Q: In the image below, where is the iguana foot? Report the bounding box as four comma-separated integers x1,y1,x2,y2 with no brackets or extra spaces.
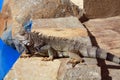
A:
67,58,84,67
41,56,53,61
20,54,32,58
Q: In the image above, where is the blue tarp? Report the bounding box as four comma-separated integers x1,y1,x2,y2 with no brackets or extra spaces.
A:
0,39,20,80
0,0,3,12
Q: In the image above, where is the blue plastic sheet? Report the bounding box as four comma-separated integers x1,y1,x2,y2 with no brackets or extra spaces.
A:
24,20,32,32
0,39,20,80
0,0,3,12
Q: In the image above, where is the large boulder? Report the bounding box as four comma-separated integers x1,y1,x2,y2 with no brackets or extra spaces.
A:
0,0,12,36
84,0,120,18
58,58,120,80
5,17,92,80
5,58,120,80
84,16,120,56
8,0,83,19
32,17,91,46
5,57,61,80
1,0,84,40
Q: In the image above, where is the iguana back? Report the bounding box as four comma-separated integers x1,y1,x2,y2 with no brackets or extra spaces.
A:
24,31,120,66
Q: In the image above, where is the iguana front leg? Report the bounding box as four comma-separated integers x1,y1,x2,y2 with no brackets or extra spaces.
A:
42,47,54,61
37,45,55,61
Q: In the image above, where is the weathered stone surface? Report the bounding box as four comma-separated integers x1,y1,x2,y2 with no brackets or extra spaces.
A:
7,0,83,19
0,16,6,36
32,17,92,46
5,57,120,80
84,0,120,18
59,58,101,80
0,15,12,37
0,0,12,37
84,16,120,56
5,17,92,80
64,65,101,80
58,58,120,80
4,57,61,80
2,0,12,18
2,0,83,40
33,16,83,28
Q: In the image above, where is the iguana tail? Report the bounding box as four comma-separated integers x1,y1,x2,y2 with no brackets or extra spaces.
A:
81,46,120,64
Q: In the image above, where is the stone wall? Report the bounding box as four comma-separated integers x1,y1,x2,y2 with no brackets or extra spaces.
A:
84,0,120,18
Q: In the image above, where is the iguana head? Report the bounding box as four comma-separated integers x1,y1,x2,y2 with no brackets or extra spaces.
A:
24,32,46,52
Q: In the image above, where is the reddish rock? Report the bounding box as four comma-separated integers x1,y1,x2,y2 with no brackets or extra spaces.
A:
84,0,120,18
84,16,120,56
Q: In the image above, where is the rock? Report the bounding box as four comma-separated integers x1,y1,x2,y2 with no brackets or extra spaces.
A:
84,0,120,18
33,16,83,28
1,0,12,19
5,17,92,80
84,16,120,56
8,0,83,19
58,58,120,80
5,57,120,80
0,16,6,36
4,57,61,80
64,65,101,80
0,0,84,37
2,0,83,40
0,0,12,37
32,17,92,46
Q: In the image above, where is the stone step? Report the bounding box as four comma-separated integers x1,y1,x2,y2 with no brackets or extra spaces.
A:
4,57,61,80
32,17,92,46
4,57,120,80
84,16,120,57
58,58,120,80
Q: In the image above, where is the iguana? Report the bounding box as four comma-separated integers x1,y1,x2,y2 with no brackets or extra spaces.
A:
22,31,120,67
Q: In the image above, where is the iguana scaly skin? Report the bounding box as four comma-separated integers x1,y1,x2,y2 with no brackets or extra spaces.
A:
24,31,120,66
